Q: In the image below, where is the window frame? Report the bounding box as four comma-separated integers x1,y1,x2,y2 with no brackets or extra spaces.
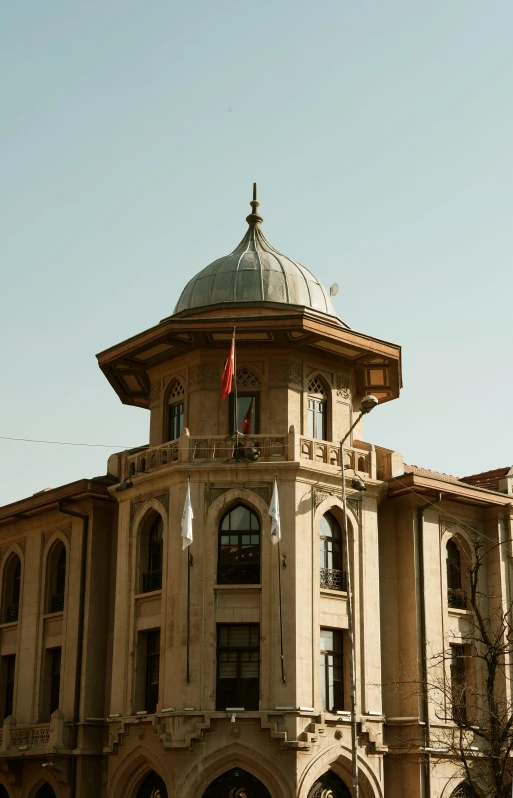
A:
216,623,260,710
450,643,467,723
49,647,62,715
319,513,346,591
217,505,261,585
144,629,160,713
320,628,344,712
168,399,184,442
228,392,260,435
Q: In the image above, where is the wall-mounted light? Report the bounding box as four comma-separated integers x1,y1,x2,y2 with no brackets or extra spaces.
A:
115,479,134,492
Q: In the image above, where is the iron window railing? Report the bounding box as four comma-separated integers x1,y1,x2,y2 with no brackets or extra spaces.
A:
448,588,467,610
320,568,347,592
142,570,163,593
50,593,65,613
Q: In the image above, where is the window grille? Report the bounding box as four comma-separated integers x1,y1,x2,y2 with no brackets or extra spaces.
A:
451,785,471,798
237,368,259,387
169,380,185,400
308,376,327,395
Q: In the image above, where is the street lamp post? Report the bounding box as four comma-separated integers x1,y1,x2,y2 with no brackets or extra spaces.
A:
340,395,379,798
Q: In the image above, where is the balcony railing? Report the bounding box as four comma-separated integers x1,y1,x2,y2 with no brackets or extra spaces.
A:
448,588,467,610
142,570,162,593
320,568,347,592
6,604,19,622
119,431,396,483
50,593,65,613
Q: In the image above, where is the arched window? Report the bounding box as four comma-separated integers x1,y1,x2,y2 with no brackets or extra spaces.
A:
307,772,351,798
46,542,66,614
218,505,260,584
167,379,185,441
137,770,168,798
2,553,21,623
35,785,57,798
203,768,270,798
319,513,346,591
447,539,466,609
140,513,164,593
450,784,471,798
307,375,328,440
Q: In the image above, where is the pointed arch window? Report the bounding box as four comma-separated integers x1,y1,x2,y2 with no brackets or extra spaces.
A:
46,542,66,614
307,375,328,440
218,505,260,584
167,379,185,441
137,770,168,798
140,513,164,593
450,785,471,798
446,539,466,609
2,553,21,623
319,512,346,591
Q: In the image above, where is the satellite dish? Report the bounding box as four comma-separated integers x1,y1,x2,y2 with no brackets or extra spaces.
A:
330,283,339,297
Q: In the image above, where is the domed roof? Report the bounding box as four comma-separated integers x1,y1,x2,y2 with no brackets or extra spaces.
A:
173,186,338,319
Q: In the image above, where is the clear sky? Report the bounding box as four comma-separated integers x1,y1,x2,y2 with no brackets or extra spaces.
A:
1,1,512,505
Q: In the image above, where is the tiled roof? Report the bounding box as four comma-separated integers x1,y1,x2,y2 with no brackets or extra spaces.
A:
403,464,464,485
460,467,510,492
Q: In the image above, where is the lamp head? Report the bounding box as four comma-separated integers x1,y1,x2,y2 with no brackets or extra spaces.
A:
351,476,367,492
115,479,134,492
245,446,260,462
360,394,379,414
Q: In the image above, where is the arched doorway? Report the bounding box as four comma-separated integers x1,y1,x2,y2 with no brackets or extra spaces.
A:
203,768,271,798
35,785,56,798
137,770,168,798
307,771,351,798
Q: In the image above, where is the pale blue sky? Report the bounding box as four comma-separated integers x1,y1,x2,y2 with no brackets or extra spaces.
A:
1,1,512,505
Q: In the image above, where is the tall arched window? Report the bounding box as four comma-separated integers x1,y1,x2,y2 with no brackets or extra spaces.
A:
450,784,471,798
137,770,168,798
229,368,260,434
446,539,466,609
307,375,328,440
2,553,21,623
140,513,164,593
319,512,346,591
167,379,185,441
218,505,260,584
46,542,66,614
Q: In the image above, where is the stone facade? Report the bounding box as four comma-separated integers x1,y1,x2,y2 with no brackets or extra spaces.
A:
0,204,511,798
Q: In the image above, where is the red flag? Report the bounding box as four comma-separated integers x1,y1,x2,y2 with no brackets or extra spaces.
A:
241,398,254,434
221,333,235,399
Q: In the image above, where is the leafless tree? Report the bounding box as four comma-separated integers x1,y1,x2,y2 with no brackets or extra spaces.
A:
386,535,513,798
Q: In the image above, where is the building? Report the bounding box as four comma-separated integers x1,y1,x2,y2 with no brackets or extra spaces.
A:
0,188,511,797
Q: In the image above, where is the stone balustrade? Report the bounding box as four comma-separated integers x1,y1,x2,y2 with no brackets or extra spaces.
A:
1,710,66,754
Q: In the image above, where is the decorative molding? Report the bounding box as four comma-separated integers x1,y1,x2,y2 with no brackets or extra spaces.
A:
336,374,351,399
42,526,71,549
0,538,26,561
130,490,169,524
314,489,334,508
189,363,220,388
347,497,362,522
269,360,302,386
206,485,271,507
149,381,161,404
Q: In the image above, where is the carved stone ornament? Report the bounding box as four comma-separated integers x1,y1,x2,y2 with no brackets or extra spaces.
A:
314,489,334,508
206,485,271,506
347,497,362,522
189,363,220,388
130,490,169,524
0,538,26,561
149,381,161,403
42,526,71,549
336,374,351,399
269,360,302,386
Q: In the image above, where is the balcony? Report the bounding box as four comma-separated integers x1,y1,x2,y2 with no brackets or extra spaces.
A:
320,568,347,592
448,588,467,610
118,429,398,482
142,570,162,592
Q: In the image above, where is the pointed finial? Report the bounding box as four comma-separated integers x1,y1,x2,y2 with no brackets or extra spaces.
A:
246,182,263,227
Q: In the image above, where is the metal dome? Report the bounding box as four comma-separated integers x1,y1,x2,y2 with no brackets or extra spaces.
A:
173,186,338,318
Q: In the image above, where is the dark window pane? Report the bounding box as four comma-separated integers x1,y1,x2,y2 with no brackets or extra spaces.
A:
320,629,343,712
229,393,259,434
216,624,259,710
50,648,61,714
218,506,260,585
145,630,160,713
3,655,15,718
168,401,184,441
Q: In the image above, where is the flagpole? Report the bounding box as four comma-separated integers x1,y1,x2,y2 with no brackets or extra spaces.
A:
277,538,286,683
275,472,286,683
232,326,238,445
186,474,191,683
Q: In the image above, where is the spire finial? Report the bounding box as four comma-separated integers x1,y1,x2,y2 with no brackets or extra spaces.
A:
246,182,263,227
